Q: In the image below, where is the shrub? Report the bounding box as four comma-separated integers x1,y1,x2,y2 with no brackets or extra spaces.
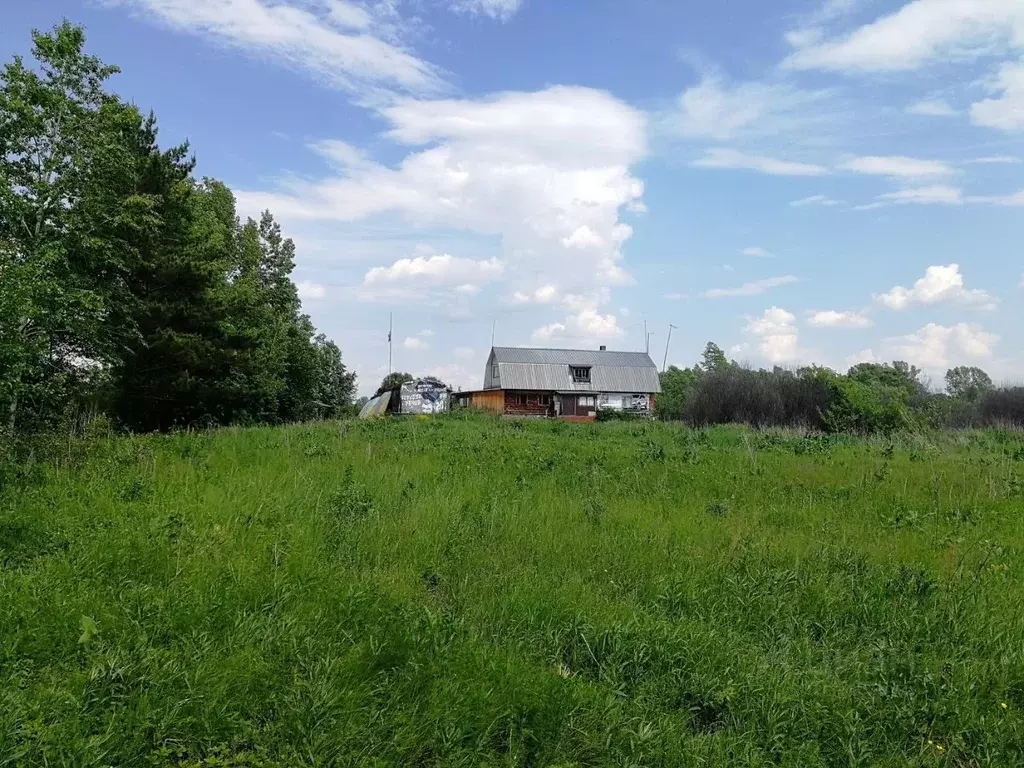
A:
683,367,831,429
977,387,1024,428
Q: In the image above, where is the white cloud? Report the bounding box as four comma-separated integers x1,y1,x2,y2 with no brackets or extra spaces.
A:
969,155,1021,163
665,75,831,141
692,148,829,176
238,86,647,315
966,190,1024,206
790,194,843,207
878,185,964,205
838,155,954,178
365,254,503,287
884,322,999,368
296,280,327,300
403,336,429,350
907,98,957,116
448,0,522,21
875,264,997,311
110,0,442,94
783,0,1024,73
808,309,873,328
419,329,435,337
742,247,772,257
746,306,801,363
703,275,799,299
454,347,475,360
620,307,631,317
971,58,1024,131
532,309,624,346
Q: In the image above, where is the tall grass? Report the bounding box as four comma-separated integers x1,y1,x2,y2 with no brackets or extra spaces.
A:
2,416,1023,766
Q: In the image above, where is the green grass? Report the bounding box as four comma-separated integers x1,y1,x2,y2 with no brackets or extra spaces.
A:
2,416,1024,766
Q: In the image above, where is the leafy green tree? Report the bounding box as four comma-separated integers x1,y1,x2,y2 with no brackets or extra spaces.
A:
376,372,413,397
945,366,993,401
657,365,699,421
699,342,729,373
0,22,147,432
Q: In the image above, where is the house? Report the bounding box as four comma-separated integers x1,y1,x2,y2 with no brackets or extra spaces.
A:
455,346,661,420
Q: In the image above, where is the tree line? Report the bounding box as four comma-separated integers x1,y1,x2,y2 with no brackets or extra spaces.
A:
658,342,1024,432
1,23,356,436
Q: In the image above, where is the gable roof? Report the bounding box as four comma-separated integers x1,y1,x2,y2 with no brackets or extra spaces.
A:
487,347,661,393
491,347,657,368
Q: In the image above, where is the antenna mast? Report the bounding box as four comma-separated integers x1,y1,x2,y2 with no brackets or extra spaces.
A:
388,312,393,375
662,324,677,373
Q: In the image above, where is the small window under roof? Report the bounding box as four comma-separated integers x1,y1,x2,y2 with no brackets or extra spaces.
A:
571,366,591,383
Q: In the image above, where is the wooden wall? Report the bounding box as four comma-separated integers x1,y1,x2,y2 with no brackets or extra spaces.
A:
466,390,504,414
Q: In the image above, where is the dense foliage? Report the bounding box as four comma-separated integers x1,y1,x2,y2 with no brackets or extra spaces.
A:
2,417,1023,765
0,23,355,435
660,346,1023,433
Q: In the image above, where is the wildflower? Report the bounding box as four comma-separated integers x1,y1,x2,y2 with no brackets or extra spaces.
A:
1002,702,1009,709
936,745,944,752
927,740,933,745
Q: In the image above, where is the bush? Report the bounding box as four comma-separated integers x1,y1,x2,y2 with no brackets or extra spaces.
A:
683,367,831,429
821,377,914,435
977,387,1024,428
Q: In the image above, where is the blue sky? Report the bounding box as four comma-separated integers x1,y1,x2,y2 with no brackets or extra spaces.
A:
4,0,1023,393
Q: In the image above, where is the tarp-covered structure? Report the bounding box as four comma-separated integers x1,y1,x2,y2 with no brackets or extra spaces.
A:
359,379,451,419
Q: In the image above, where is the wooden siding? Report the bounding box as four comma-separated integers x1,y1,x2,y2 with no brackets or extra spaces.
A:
465,389,504,414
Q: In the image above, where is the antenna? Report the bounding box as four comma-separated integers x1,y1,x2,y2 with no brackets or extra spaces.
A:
662,324,678,373
491,318,496,348
388,312,393,375
644,320,648,354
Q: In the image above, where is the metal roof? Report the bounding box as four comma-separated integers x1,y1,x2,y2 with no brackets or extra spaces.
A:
488,347,661,393
492,347,657,367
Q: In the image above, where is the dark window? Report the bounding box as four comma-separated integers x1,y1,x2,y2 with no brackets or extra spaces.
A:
492,364,499,379
571,366,591,383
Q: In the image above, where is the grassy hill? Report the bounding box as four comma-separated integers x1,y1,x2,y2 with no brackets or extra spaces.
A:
2,417,1024,766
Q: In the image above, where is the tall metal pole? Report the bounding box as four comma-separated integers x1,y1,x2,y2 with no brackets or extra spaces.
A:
644,320,648,354
662,324,677,373
491,318,496,348
388,312,393,375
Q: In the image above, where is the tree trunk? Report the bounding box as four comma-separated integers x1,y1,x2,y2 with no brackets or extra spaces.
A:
5,390,16,435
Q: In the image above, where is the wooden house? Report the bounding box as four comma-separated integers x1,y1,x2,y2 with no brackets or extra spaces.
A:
455,346,661,420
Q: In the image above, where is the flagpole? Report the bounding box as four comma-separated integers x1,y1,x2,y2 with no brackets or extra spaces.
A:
388,312,393,375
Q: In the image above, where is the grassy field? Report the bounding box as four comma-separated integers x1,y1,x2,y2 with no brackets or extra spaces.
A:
2,416,1024,767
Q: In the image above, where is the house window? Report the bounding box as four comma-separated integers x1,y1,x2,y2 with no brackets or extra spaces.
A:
492,364,499,380
571,366,591,383
578,395,596,407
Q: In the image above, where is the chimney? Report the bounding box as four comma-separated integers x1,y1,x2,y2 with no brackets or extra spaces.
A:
599,345,607,351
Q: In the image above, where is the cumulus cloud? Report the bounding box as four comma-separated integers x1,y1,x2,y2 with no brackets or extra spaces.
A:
838,155,954,178
237,86,647,334
702,275,799,299
448,0,522,21
884,323,999,368
365,254,504,287
808,309,873,328
907,98,957,116
532,309,624,346
296,280,327,300
875,264,997,311
746,306,801,363
109,0,442,94
969,155,1021,164
403,336,429,350
692,148,829,176
743,247,772,257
